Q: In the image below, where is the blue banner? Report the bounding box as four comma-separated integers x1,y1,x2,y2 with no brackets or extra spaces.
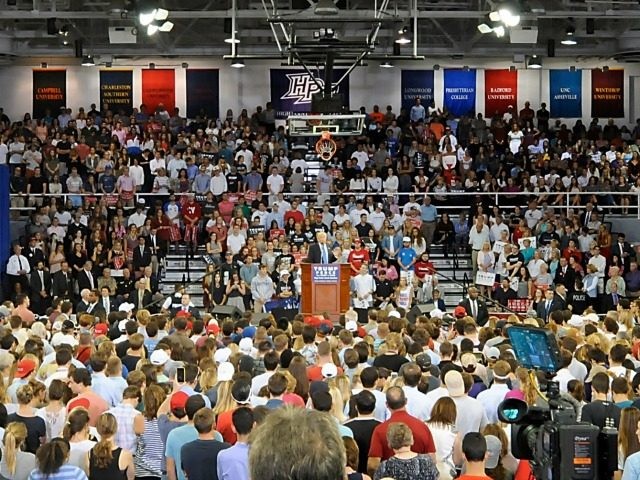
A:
100,70,133,116
549,70,582,118
270,69,350,119
401,70,434,113
186,69,219,119
443,69,476,117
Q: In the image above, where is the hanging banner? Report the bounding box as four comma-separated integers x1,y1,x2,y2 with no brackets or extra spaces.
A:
443,69,476,117
401,70,434,113
591,69,624,118
186,69,219,119
270,69,350,119
100,70,133,115
32,70,66,119
485,69,517,117
549,70,582,118
141,69,176,115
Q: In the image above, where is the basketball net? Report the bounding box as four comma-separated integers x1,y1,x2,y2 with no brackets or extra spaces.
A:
315,131,337,161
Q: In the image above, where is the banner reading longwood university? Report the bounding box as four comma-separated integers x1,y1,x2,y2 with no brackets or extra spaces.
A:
401,70,434,113
549,70,582,118
270,69,350,119
186,69,219,119
443,69,476,117
32,70,66,119
141,69,176,115
100,70,133,115
592,69,624,118
485,69,517,117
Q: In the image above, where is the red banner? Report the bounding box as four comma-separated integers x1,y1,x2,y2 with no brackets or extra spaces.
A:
485,69,517,117
591,69,624,118
141,69,175,115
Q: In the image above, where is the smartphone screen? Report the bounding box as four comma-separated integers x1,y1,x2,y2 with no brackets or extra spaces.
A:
176,367,185,383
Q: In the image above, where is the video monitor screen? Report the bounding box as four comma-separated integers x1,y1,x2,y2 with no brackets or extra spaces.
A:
507,325,561,373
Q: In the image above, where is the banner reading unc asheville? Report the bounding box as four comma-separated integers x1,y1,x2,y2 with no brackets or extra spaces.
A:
549,70,582,118
270,69,350,119
401,70,434,113
443,69,476,117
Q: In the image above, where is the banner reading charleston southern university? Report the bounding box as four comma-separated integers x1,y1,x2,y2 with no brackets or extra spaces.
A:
401,70,434,113
443,69,476,117
141,69,176,115
484,69,517,117
549,70,582,118
270,69,350,119
100,70,133,115
32,70,66,119
592,69,624,118
186,69,219,119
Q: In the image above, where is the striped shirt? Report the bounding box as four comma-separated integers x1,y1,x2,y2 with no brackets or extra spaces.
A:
134,418,165,477
28,465,88,480
108,403,141,451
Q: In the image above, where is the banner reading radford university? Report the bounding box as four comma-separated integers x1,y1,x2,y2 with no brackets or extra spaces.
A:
484,69,517,117
141,69,176,114
591,69,624,118
100,70,133,115
443,69,476,117
186,69,219,119
401,70,434,113
549,70,582,118
270,69,350,119
33,70,66,119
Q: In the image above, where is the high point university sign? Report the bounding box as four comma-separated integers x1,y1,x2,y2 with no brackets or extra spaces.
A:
311,264,340,284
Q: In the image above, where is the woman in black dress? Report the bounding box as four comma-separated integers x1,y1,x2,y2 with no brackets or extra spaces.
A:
89,413,134,480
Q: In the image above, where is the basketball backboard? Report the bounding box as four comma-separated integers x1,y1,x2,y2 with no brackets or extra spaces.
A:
287,114,365,137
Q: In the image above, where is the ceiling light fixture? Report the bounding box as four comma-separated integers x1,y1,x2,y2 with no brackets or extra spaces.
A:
158,21,173,32
561,26,577,45
231,59,245,68
477,23,492,34
528,55,542,69
493,25,505,37
395,26,411,44
224,31,240,44
139,5,170,26
147,23,159,35
380,61,394,68
81,55,95,66
314,0,339,15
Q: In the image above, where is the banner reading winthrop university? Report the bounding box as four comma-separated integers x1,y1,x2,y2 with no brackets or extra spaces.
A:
484,69,517,117
592,69,624,118
549,69,582,118
32,70,66,119
186,69,219,119
100,70,133,115
443,69,476,117
270,69,350,119
401,70,434,113
141,69,175,115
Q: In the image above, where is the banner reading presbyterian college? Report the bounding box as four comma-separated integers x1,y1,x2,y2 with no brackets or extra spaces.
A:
33,70,66,119
591,69,624,118
443,69,476,117
141,69,176,115
485,69,517,117
100,70,133,115
401,70,434,113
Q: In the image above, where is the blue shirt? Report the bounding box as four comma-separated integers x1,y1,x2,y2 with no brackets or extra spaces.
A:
217,443,250,480
622,450,640,479
420,204,438,222
28,465,87,480
166,424,223,480
397,247,417,270
92,373,123,407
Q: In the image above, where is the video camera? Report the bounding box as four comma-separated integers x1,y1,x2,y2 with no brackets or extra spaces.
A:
497,325,618,480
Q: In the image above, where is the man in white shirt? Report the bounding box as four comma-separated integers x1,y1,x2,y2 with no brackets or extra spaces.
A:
400,363,430,421
524,200,543,229
368,204,386,234
489,216,510,243
402,194,421,216
127,202,147,228
235,143,254,171
468,217,490,277
352,265,375,320
553,350,576,395
6,243,30,293
266,166,284,203
351,143,369,171
588,245,607,291
227,225,246,255
209,166,228,196
289,154,308,174
349,200,368,226
476,361,512,423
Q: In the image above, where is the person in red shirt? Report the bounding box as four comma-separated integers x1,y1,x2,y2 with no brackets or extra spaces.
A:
307,341,343,382
182,194,202,254
414,251,438,302
367,386,436,475
348,238,370,276
283,199,305,225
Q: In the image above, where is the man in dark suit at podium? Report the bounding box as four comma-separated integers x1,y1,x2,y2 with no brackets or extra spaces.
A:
306,231,335,264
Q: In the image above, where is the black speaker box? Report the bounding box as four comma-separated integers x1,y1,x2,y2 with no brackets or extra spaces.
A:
47,18,57,35
586,18,594,35
547,39,555,58
270,307,297,324
211,305,242,320
223,18,231,34
407,303,436,324
74,39,83,58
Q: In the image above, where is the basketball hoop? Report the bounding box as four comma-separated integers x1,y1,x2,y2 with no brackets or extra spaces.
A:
315,130,337,161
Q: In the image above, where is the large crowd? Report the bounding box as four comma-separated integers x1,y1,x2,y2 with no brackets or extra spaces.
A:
1,99,640,480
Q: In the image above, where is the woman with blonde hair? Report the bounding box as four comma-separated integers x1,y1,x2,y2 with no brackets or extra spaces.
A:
212,379,236,416
0,423,36,480
328,385,346,424
89,413,134,480
7,384,46,454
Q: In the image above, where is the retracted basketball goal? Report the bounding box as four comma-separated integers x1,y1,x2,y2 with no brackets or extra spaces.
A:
287,113,365,161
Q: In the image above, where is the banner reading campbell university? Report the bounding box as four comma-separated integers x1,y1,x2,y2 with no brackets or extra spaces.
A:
401,70,434,113
592,69,624,118
549,70,582,118
32,70,66,119
270,69,350,119
100,70,133,115
485,69,517,117
186,69,219,119
443,69,476,117
141,69,175,114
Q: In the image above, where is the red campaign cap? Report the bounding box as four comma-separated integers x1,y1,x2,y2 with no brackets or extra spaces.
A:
170,391,189,411
67,397,91,412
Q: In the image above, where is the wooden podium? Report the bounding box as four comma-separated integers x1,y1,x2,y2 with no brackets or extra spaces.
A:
300,263,351,321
